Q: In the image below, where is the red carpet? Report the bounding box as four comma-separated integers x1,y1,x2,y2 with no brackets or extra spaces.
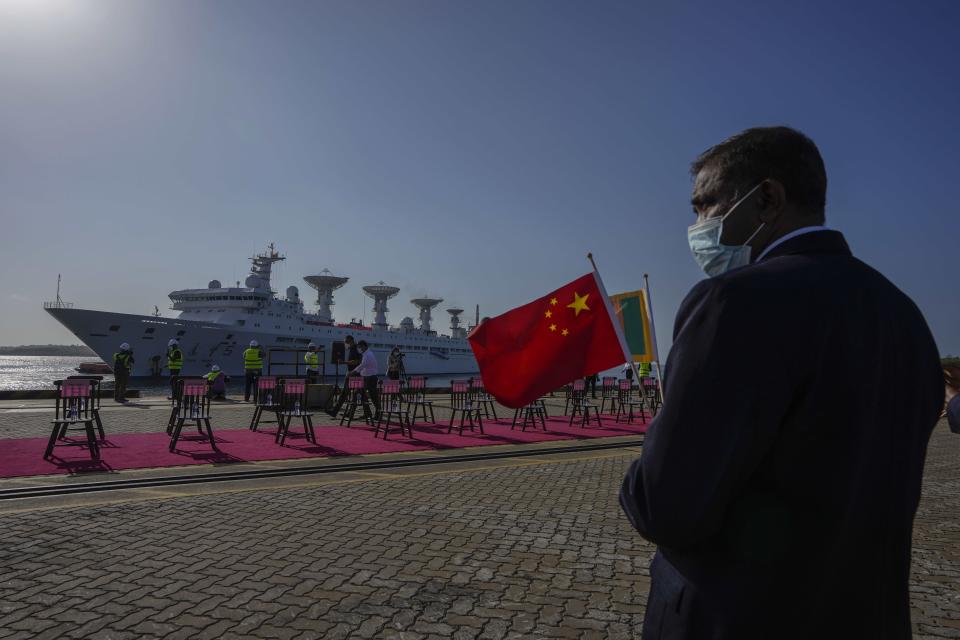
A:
0,414,647,478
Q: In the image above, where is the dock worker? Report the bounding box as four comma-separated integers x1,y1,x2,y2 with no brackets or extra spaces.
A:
243,340,265,402
166,339,183,400
637,361,651,378
343,335,360,370
584,373,598,398
618,126,943,639
112,342,134,403
387,347,405,381
327,335,361,417
304,343,320,384
206,364,229,400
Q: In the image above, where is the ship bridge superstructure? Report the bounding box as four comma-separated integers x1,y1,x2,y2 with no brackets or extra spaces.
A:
168,245,304,322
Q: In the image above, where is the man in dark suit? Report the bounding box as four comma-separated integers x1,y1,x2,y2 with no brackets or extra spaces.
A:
328,335,362,417
619,127,943,639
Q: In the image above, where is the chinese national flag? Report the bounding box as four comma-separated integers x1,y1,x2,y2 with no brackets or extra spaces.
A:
468,272,627,409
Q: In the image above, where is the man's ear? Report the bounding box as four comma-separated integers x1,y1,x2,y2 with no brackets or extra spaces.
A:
757,180,787,223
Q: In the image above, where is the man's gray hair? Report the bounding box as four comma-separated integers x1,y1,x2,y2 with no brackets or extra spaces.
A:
692,126,827,215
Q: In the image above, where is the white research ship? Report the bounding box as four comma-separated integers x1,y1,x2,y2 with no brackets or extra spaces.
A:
44,245,480,378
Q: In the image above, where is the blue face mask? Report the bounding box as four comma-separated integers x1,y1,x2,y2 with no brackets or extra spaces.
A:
687,183,766,277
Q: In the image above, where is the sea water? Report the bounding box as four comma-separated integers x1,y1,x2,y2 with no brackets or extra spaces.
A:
0,356,109,390
0,356,487,395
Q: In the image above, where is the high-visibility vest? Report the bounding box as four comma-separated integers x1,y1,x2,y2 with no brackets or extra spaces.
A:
167,348,184,371
243,347,263,370
113,352,133,372
638,362,651,377
206,371,222,383
304,351,319,371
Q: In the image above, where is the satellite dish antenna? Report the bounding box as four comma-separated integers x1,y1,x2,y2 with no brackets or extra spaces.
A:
362,282,401,329
303,269,349,323
411,297,443,333
447,308,465,338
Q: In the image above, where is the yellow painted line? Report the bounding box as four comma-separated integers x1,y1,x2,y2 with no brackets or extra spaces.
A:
147,477,372,499
0,448,638,514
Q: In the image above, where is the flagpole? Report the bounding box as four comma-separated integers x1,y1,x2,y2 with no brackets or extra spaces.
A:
587,253,644,386
643,273,665,402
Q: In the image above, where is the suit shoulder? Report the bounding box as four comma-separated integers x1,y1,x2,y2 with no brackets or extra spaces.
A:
672,278,741,340
676,277,726,316
714,250,866,298
678,270,758,312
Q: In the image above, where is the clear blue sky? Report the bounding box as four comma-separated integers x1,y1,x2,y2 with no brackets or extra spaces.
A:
1,0,957,355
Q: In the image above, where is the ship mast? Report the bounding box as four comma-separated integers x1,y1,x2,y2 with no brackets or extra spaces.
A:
245,243,286,290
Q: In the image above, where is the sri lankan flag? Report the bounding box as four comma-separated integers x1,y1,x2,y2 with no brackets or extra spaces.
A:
610,289,657,364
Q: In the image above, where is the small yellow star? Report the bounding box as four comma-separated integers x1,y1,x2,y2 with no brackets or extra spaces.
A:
567,292,590,316
561,328,569,336
545,310,553,318
549,324,557,332
550,297,558,306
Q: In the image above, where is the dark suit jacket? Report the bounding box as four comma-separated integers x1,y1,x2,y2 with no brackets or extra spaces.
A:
345,345,360,368
620,230,942,639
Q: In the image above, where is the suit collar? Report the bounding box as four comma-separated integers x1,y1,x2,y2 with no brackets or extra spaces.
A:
757,229,851,262
756,226,829,260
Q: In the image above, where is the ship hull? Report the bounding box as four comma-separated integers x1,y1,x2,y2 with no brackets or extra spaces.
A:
46,307,479,378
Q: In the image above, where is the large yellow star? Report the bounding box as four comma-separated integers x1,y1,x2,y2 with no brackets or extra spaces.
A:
567,292,590,316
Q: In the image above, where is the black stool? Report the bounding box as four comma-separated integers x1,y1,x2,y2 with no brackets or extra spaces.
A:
340,376,374,427
375,380,412,439
169,379,218,452
448,380,483,435
276,378,315,445
511,402,547,431
250,376,282,432
406,376,435,425
44,379,101,461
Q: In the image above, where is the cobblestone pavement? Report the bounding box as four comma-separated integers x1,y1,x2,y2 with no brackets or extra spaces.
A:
910,424,960,639
0,396,587,440
0,424,956,639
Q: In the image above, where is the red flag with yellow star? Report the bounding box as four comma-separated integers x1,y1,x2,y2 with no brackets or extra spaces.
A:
468,272,628,408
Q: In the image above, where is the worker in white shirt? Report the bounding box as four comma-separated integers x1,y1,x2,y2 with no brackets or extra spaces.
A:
353,339,381,421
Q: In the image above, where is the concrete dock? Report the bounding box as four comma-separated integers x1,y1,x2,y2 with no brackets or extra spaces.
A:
0,396,956,639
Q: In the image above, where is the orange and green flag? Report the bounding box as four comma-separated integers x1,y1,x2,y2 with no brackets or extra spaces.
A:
610,289,657,364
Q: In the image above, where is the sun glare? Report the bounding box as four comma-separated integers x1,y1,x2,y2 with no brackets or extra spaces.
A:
0,0,82,20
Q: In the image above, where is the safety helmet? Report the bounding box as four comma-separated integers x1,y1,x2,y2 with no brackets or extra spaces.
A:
168,339,178,347
249,340,259,347
120,342,130,351
308,343,317,350
212,364,221,372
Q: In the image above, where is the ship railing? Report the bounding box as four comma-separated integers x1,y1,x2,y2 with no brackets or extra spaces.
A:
43,301,74,309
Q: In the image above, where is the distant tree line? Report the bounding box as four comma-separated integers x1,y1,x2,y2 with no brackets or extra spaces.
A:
0,345,96,356
943,355,960,369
